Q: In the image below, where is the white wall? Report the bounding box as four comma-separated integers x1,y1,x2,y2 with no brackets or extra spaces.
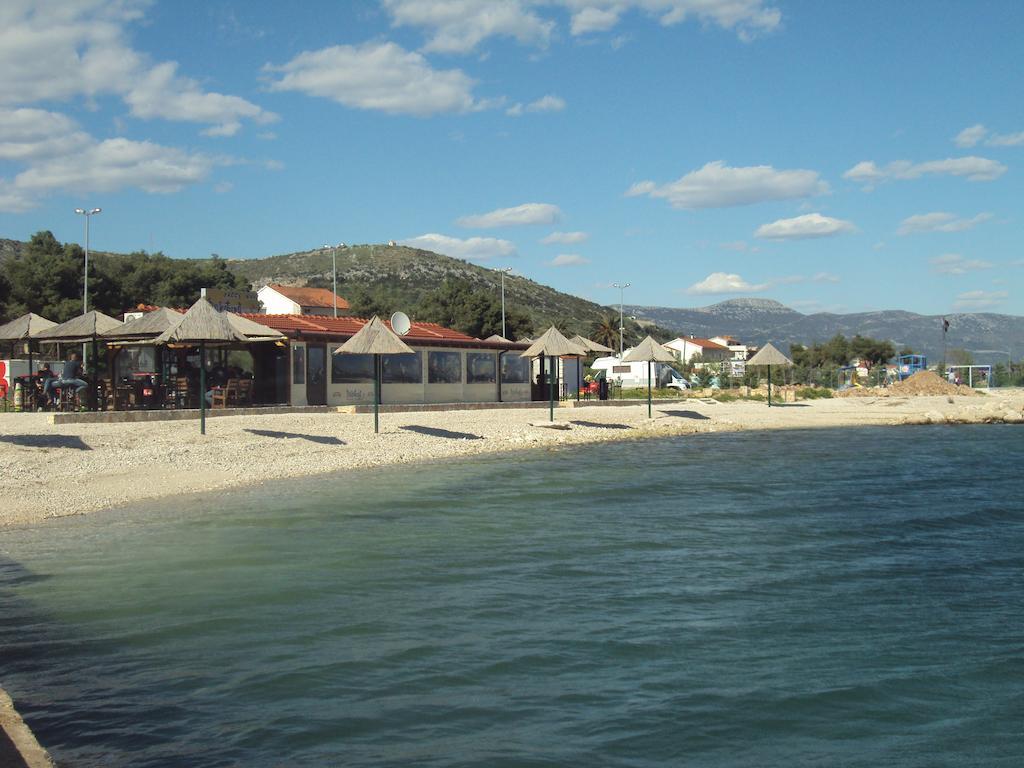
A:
258,286,300,315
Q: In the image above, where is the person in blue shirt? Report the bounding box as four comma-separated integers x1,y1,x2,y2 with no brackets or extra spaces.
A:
44,352,88,407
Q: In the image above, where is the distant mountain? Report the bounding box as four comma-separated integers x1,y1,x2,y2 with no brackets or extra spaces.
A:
626,299,1024,365
225,243,610,332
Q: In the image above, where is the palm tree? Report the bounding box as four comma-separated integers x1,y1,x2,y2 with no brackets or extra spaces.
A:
591,315,618,350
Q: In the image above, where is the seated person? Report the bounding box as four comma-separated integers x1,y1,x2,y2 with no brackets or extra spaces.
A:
45,352,88,406
34,363,55,409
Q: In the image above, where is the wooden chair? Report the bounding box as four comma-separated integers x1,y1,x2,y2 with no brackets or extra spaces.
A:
211,378,240,408
165,377,193,409
237,379,253,406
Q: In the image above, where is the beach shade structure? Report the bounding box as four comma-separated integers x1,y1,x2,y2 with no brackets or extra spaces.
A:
335,315,414,433
520,327,587,421
154,298,247,434
623,335,678,418
570,335,614,402
101,307,184,341
484,334,512,344
32,310,124,409
746,342,794,407
0,313,57,371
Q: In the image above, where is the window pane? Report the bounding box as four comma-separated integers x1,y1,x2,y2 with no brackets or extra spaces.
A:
428,351,461,384
500,354,530,384
382,352,422,384
466,352,496,384
332,353,374,383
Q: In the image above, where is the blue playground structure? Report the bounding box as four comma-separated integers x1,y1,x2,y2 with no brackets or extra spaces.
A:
897,354,927,380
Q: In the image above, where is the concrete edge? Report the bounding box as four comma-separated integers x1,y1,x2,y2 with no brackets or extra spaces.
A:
49,404,333,425
0,688,55,768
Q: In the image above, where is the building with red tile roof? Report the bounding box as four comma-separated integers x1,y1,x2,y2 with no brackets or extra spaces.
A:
663,336,732,365
257,284,351,316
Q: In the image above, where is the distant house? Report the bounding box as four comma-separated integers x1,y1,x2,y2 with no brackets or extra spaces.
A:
663,336,731,366
257,284,350,316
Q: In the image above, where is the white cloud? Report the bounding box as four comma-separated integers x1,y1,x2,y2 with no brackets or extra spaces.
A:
382,0,555,54
550,253,590,266
0,1,274,134
628,161,828,209
687,272,769,294
565,0,782,41
213,181,234,194
953,290,1007,311
0,108,91,160
14,138,217,196
754,213,856,240
458,202,562,228
930,254,994,275
399,233,516,261
952,123,1024,148
541,230,589,244
718,240,748,251
381,1,780,52
843,156,1007,187
954,124,987,148
897,211,993,235
507,94,566,116
265,42,481,116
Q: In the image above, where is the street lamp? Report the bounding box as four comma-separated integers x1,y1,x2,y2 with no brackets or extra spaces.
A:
497,267,512,338
74,207,101,314
612,281,630,357
321,242,345,317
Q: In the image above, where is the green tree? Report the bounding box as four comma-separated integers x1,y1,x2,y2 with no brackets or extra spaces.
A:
591,315,619,351
415,279,531,339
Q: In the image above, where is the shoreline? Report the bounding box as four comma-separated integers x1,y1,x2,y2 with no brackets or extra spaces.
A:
2,392,1023,529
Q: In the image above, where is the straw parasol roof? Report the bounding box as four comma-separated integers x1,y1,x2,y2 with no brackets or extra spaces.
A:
31,310,123,342
102,307,183,340
484,334,513,344
0,312,56,341
747,342,793,367
623,335,677,363
517,336,534,344
154,297,247,345
335,315,414,356
571,334,614,354
520,326,587,358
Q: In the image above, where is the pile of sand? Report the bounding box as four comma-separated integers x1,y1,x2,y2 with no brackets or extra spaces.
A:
837,369,978,398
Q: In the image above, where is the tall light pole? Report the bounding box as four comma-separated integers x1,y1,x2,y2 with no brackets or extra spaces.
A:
498,267,512,338
321,242,345,317
74,207,101,314
612,281,630,357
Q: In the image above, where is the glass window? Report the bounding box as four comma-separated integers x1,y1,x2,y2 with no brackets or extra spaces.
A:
428,351,461,384
382,352,422,384
332,353,374,383
292,345,305,384
466,352,496,384
114,347,157,380
500,354,530,384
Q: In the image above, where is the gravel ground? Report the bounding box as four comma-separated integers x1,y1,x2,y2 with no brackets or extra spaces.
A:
2,392,1022,528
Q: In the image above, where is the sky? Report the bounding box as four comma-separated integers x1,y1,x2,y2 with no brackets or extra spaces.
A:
1,0,1023,316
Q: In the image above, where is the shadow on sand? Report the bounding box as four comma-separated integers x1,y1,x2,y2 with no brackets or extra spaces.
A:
401,425,484,440
0,434,92,450
570,420,633,430
245,429,346,446
660,410,711,420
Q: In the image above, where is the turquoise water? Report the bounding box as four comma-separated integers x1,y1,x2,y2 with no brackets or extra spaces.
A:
2,425,1023,767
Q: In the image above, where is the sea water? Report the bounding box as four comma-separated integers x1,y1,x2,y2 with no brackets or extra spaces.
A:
1,425,1022,767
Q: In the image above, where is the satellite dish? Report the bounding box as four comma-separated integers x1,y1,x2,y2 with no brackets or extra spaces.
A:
390,311,411,336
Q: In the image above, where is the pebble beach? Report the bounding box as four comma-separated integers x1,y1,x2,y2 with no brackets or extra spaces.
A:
2,391,1023,528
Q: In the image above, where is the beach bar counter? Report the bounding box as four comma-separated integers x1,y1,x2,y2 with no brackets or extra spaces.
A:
235,314,532,408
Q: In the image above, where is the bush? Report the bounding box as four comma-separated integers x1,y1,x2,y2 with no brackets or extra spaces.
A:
796,386,833,400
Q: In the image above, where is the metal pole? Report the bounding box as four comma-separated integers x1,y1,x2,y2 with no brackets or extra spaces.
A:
200,343,207,434
499,267,512,339
612,282,630,357
647,360,652,418
83,214,90,314
333,246,337,318
374,354,380,433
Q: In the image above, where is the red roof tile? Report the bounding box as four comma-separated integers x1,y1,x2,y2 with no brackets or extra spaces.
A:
236,314,500,347
267,284,350,311
671,337,730,351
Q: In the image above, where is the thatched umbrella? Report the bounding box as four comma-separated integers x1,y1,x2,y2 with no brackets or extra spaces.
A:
570,335,614,402
335,316,414,433
32,310,123,408
520,327,587,421
0,313,57,372
155,298,247,434
102,307,183,341
746,342,793,407
623,335,677,418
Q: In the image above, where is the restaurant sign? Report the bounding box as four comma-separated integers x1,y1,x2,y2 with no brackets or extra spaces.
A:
201,288,261,313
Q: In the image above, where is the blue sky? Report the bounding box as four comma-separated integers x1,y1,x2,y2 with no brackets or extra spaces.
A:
1,0,1022,316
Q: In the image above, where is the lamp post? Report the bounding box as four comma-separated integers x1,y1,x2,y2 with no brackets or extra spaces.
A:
74,207,101,314
612,282,630,357
321,242,345,317
498,267,512,338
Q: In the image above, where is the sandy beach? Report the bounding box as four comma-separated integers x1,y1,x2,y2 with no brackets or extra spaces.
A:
2,391,1022,528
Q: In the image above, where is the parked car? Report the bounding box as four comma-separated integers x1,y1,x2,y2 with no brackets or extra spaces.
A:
665,377,691,390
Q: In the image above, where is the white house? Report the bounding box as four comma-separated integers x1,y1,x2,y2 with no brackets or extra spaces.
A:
257,284,350,316
663,336,731,366
590,353,684,389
